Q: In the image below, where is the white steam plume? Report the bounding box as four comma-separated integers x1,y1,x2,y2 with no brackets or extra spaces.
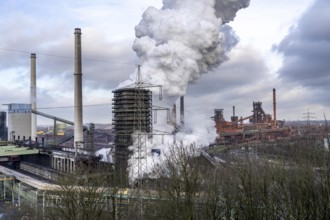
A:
132,0,250,98
126,0,250,181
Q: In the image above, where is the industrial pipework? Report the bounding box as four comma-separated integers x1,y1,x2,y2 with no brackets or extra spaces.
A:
74,28,84,150
30,53,37,140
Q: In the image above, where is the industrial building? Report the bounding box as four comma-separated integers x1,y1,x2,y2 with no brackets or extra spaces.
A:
213,89,290,144
112,87,153,185
0,28,101,176
0,27,306,219
0,26,162,217
7,104,32,141
0,28,159,199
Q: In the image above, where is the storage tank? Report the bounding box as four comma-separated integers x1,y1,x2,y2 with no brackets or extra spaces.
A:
7,104,32,141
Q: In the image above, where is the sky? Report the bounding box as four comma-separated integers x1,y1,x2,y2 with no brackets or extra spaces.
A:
0,0,328,127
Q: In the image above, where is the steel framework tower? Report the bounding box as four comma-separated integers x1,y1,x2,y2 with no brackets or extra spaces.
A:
112,87,152,186
112,66,162,187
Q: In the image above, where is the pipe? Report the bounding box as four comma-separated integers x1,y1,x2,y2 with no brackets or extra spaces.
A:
180,96,184,126
74,28,84,149
30,53,37,140
233,106,235,117
273,88,277,128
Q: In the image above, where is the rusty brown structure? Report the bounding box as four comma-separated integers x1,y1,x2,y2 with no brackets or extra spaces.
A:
213,90,290,144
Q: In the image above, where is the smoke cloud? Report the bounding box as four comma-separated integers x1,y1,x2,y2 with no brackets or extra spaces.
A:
127,0,250,181
132,0,250,98
214,0,250,23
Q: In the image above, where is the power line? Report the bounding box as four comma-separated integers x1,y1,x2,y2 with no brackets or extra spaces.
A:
302,108,316,126
37,103,110,110
0,47,136,66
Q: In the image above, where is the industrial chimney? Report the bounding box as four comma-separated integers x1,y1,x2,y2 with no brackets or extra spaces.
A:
231,106,238,122
30,53,37,140
273,88,277,128
74,28,84,150
180,96,184,126
171,104,177,128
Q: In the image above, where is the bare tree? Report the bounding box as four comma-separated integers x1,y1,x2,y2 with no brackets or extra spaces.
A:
42,135,330,219
143,136,330,220
142,143,203,220
44,161,118,220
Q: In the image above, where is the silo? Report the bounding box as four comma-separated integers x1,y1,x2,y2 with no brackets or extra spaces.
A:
7,104,32,141
112,88,152,185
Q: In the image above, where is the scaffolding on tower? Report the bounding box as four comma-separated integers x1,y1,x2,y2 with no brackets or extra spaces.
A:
112,65,162,187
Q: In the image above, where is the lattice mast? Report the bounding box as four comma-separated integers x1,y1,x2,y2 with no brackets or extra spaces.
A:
132,66,148,186
112,65,162,187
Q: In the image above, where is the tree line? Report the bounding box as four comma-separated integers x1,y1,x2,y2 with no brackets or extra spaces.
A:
7,136,330,220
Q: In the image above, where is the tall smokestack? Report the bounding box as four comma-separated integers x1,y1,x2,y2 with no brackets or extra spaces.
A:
180,96,184,126
171,104,177,128
273,88,277,128
231,106,239,123
74,28,83,149
30,53,37,140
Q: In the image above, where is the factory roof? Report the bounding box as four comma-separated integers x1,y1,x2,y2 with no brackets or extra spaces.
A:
0,145,39,156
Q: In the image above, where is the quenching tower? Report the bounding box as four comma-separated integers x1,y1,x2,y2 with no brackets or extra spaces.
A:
112,88,152,185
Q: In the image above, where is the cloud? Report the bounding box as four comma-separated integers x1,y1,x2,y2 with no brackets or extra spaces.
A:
275,0,330,106
0,1,141,101
1,0,327,124
0,1,160,124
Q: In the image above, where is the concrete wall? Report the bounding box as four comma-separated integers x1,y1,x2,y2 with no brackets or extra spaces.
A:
20,161,60,181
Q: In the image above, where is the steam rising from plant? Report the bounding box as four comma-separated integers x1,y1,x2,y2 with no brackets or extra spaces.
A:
132,0,250,97
126,0,250,181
